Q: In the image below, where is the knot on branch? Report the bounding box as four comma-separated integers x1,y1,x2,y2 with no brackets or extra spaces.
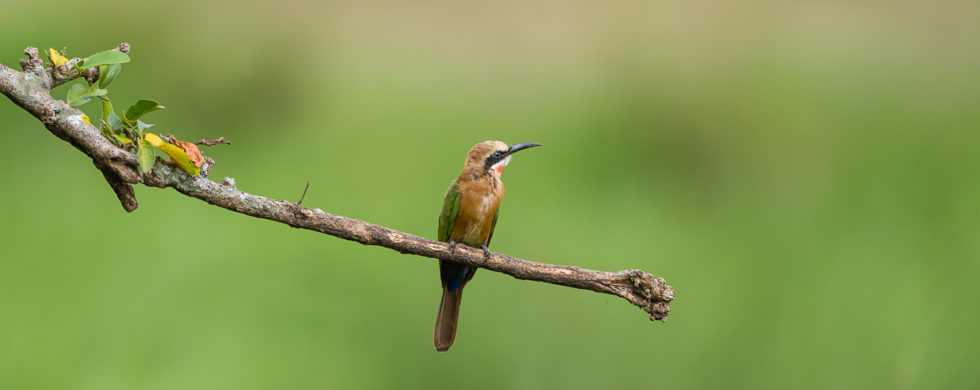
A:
620,269,674,322
20,47,43,72
83,67,99,84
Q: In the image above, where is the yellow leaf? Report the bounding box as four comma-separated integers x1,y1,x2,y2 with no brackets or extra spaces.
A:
113,135,132,144
49,48,68,67
81,114,90,126
143,133,200,175
143,132,165,147
158,143,201,175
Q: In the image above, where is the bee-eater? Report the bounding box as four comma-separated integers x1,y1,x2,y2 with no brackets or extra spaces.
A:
434,140,542,352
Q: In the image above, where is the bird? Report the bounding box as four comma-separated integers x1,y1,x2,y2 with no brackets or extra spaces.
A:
434,140,542,352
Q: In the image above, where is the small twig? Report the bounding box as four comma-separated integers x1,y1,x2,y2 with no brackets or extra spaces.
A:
195,136,232,146
296,181,311,205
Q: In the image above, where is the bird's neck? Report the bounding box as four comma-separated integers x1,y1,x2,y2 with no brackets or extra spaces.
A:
459,167,502,194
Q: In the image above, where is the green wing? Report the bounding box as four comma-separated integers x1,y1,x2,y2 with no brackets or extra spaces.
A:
485,209,499,247
438,180,462,242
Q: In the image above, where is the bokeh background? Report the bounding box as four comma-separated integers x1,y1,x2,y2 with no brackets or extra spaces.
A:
2,1,978,389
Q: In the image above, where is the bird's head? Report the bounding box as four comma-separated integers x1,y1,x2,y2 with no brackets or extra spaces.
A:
465,140,542,178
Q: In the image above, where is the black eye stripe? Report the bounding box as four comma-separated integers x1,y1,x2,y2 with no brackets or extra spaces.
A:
484,150,506,168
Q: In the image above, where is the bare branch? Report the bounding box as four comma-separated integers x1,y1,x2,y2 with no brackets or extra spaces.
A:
0,44,674,322
195,136,232,146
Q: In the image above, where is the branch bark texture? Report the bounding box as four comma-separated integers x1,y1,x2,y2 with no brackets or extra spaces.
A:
0,44,674,322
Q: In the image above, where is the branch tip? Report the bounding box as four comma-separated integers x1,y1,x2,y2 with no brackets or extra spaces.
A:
195,136,232,146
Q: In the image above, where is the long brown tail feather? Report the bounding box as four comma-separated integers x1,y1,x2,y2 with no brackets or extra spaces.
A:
434,287,464,352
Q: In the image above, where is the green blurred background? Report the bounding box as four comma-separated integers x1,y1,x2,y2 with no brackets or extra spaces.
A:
2,1,978,388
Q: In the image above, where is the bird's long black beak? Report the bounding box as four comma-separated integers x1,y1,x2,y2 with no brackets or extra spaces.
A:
505,143,542,156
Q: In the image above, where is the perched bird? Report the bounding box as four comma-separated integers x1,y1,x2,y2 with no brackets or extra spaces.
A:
434,140,542,352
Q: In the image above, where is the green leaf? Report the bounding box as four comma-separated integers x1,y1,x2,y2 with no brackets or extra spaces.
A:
87,87,108,97
98,64,122,88
101,99,114,122
136,120,154,137
138,139,156,173
107,112,122,132
80,50,130,69
99,100,114,137
124,99,164,123
66,83,91,107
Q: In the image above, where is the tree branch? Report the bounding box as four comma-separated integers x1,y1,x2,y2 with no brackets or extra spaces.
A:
0,44,674,323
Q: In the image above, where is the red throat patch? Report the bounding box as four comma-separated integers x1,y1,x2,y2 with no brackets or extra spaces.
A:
494,165,505,175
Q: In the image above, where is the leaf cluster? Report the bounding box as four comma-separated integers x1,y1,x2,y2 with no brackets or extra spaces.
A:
48,48,202,175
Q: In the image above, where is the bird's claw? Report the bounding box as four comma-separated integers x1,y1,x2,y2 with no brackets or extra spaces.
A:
448,241,457,254
481,245,491,260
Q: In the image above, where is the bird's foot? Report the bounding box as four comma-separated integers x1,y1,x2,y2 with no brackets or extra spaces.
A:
448,241,458,254
481,245,491,260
